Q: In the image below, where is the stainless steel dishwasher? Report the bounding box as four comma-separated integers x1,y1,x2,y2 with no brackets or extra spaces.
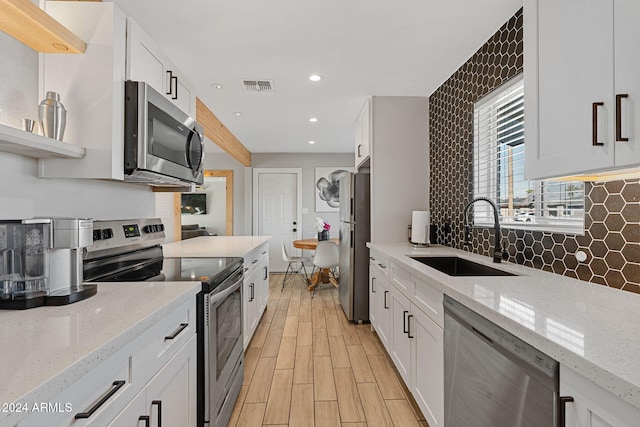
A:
444,296,560,427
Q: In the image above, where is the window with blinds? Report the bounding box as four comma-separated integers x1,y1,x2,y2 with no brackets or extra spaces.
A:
473,75,584,232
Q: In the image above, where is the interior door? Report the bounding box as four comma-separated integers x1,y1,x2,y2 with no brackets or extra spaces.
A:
255,171,300,272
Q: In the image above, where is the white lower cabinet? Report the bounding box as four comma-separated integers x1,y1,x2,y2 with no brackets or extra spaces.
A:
390,285,412,385
560,365,640,427
369,256,444,427
243,243,270,348
17,300,196,427
109,334,197,427
410,303,444,427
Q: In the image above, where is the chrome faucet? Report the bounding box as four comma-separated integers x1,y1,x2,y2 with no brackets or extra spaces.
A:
463,197,507,263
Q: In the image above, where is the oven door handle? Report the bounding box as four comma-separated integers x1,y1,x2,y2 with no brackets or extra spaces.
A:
209,279,242,306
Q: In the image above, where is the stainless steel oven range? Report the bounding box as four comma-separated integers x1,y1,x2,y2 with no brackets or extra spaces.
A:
83,218,243,427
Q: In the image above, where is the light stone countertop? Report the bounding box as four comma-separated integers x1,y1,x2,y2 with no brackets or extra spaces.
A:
163,235,271,258
0,281,199,426
369,242,640,410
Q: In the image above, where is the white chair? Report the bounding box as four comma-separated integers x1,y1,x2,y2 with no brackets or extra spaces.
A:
310,240,339,297
281,241,312,290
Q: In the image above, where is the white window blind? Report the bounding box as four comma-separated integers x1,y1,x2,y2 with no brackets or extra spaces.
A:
473,75,584,232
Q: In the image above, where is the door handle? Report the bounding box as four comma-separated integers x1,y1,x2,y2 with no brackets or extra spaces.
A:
558,396,574,427
371,277,376,293
139,415,150,427
403,310,409,334
75,381,125,419
592,102,605,146
249,283,255,301
152,400,162,427
263,265,268,280
165,70,173,95
171,76,178,100
407,314,414,338
384,291,388,309
616,94,629,142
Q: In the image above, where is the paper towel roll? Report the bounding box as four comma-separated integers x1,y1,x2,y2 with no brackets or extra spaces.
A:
411,211,430,245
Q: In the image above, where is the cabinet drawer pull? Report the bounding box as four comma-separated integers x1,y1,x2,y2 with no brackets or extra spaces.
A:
262,251,268,255
384,290,389,309
263,265,268,280
357,144,362,157
558,396,574,427
403,310,409,334
616,94,629,142
407,314,414,338
165,70,173,95
378,263,386,269
74,380,125,419
249,283,255,302
171,76,178,100
592,102,605,146
152,400,162,427
139,415,150,427
371,277,376,293
165,323,188,340
252,259,258,264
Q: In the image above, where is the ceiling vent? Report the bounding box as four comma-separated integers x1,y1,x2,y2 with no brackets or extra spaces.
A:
242,79,274,93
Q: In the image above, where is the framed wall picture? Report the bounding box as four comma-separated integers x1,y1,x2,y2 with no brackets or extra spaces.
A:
315,167,355,212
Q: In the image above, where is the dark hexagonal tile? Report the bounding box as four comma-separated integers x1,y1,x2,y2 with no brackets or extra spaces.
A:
565,270,578,279
604,251,625,270
604,233,625,251
590,257,608,276
588,186,607,204
622,223,640,243
542,234,554,250
552,259,565,274
589,240,608,258
604,213,625,232
564,237,578,254
532,255,544,269
591,276,608,286
589,222,608,240
622,243,640,261
622,263,640,283
621,204,640,223
604,270,625,289
605,194,625,213
563,254,579,271
532,241,544,255
552,233,564,244
576,264,593,281
621,182,640,202
552,244,565,259
542,249,555,265
590,204,608,222
621,284,640,295
604,180,625,194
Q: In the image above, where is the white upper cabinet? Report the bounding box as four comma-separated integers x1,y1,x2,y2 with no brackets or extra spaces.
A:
126,19,195,116
355,97,371,167
524,0,640,179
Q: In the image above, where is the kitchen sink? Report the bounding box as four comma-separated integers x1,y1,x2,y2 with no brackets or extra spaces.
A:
409,256,517,277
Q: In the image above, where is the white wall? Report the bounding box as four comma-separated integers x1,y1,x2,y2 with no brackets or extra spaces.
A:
251,153,354,239
0,32,155,221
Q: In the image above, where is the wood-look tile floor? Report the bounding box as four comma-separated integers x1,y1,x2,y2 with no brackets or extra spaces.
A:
228,274,428,427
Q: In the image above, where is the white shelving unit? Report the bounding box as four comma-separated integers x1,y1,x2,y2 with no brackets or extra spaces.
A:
0,124,85,159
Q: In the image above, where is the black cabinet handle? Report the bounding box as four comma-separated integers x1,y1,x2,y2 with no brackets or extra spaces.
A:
74,380,125,419
378,263,386,269
403,310,409,334
558,396,574,427
383,291,388,309
165,70,173,95
139,415,150,427
252,259,258,264
165,323,188,340
371,277,376,293
152,400,162,427
249,283,254,302
262,251,268,255
407,314,414,338
357,144,362,157
592,102,605,146
263,265,268,280
171,76,178,100
616,94,629,142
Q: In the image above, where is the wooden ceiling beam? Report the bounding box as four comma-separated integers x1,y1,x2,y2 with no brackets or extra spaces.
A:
196,97,251,167
0,0,87,53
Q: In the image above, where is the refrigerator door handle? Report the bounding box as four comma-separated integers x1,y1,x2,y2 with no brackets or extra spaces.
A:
350,230,354,248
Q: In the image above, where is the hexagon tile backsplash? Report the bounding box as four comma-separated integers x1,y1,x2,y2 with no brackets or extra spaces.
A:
428,9,640,294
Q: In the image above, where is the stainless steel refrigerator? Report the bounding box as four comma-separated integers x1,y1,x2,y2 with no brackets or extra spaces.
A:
338,172,371,322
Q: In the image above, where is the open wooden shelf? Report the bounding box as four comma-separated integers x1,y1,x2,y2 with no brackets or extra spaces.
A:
0,124,86,159
0,0,87,54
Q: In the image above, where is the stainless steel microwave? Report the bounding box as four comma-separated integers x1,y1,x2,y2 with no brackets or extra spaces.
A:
124,80,204,186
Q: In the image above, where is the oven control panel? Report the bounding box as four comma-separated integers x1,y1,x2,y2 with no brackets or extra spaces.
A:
123,224,141,238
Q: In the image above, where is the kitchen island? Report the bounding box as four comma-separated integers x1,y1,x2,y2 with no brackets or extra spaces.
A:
162,235,271,258
0,281,200,426
369,242,640,425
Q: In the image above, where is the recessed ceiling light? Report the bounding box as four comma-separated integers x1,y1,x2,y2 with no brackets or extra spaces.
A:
308,140,316,144
309,117,318,123
232,112,242,116
211,83,224,89
309,74,322,82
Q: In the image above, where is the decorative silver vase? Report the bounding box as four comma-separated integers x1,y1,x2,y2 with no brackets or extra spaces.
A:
38,91,66,141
